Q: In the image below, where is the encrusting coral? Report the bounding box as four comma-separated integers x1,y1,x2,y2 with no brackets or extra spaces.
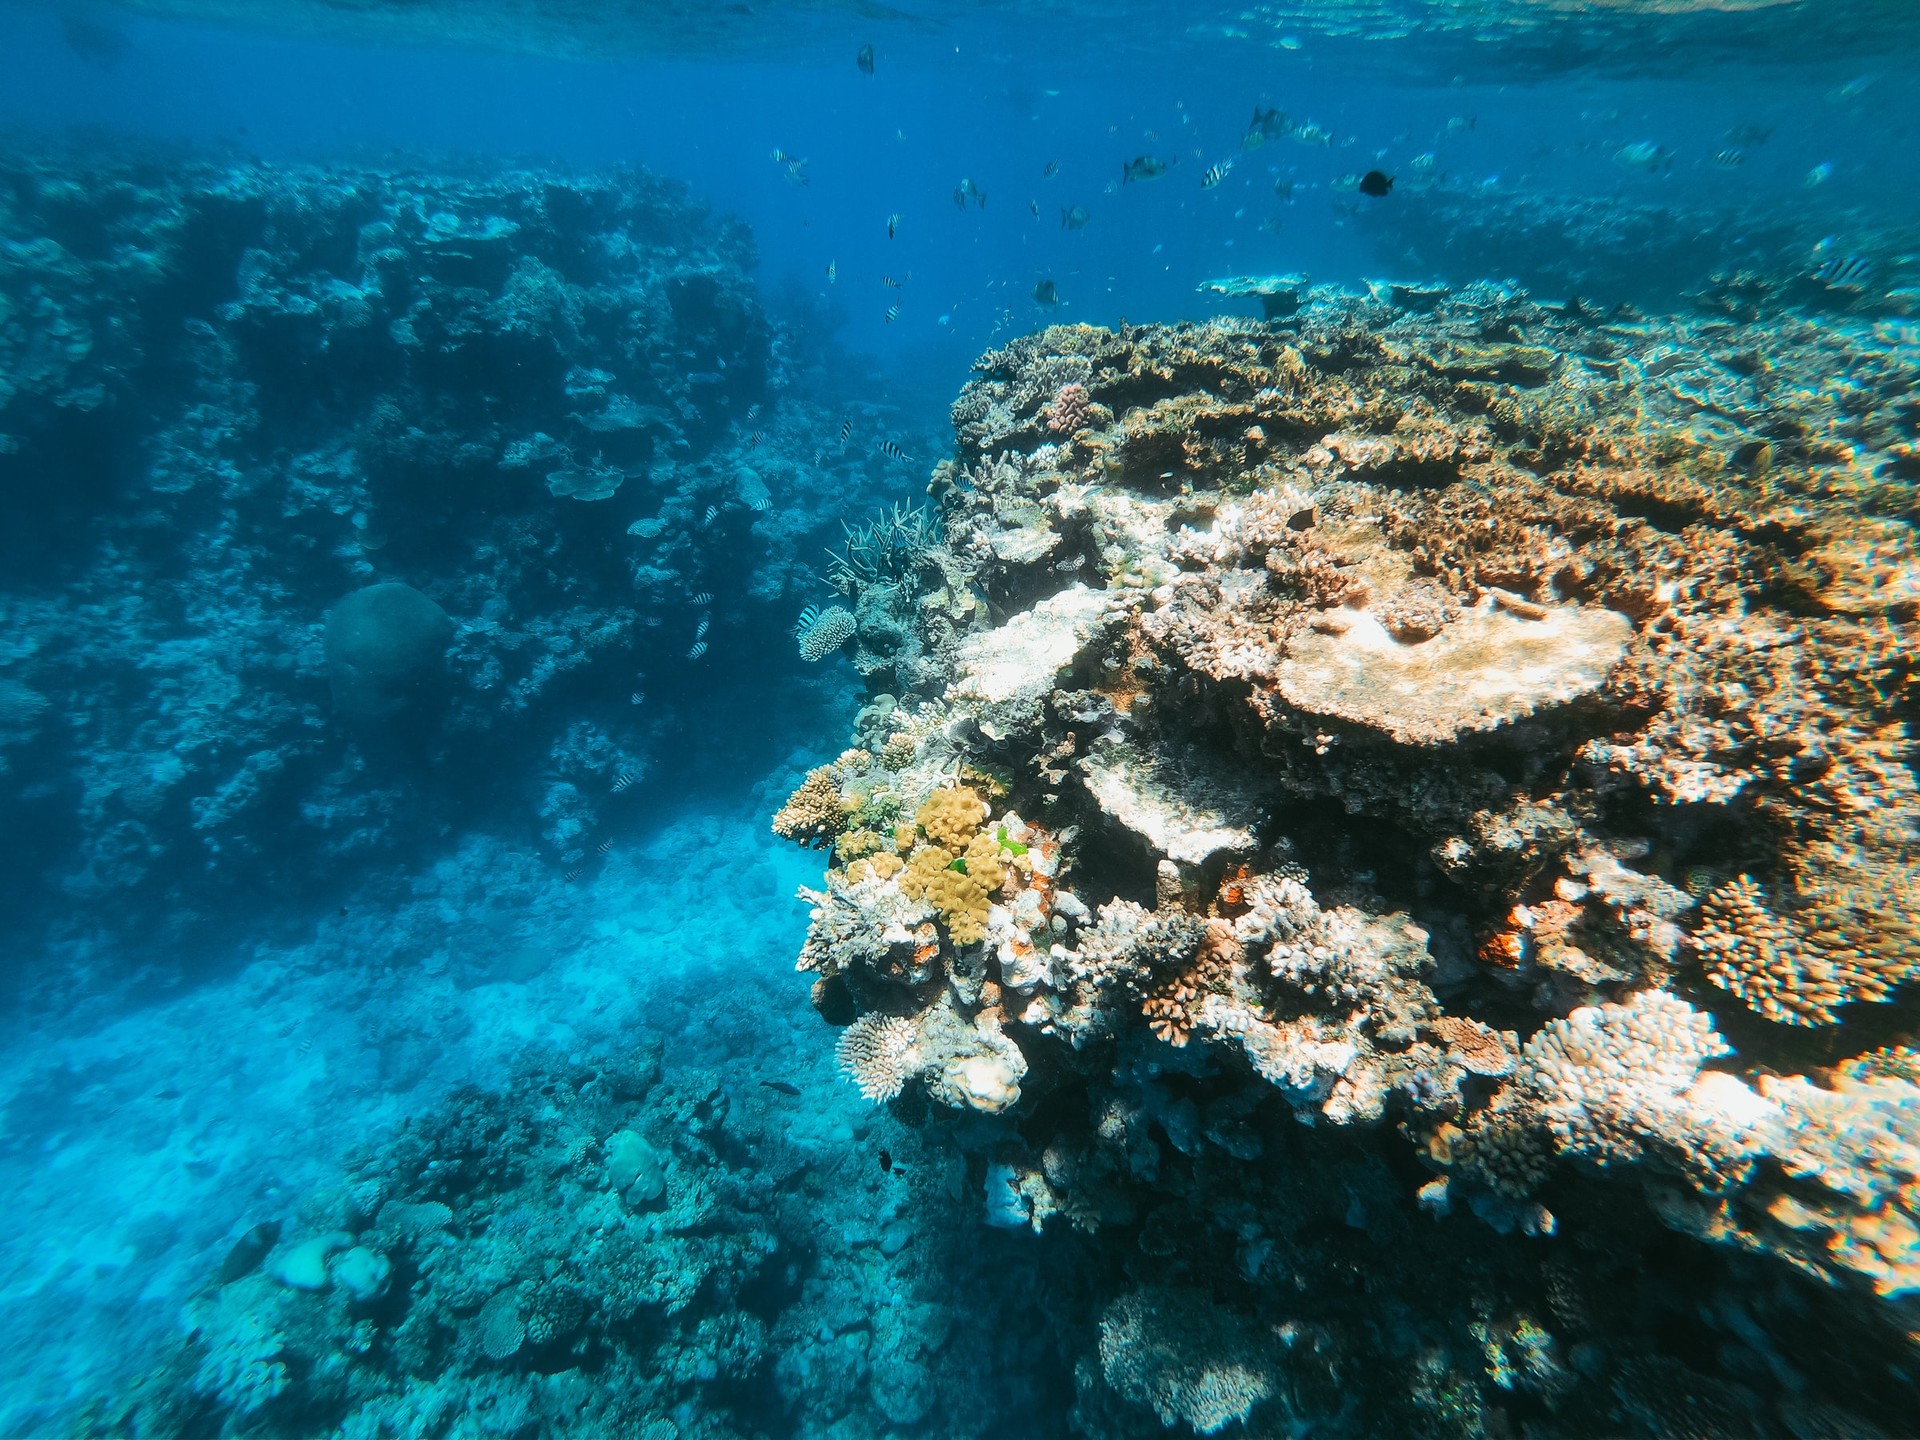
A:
777,293,1920,1437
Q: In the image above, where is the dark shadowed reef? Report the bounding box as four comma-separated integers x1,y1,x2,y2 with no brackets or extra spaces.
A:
0,140,928,994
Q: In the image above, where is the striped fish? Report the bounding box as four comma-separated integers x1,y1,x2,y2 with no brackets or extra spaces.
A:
886,211,902,239
690,591,713,606
882,275,905,288
563,866,584,884
1814,254,1874,289
839,418,853,444
748,430,764,448
878,439,907,460
630,691,645,705
1201,159,1234,189
746,403,761,421
1712,148,1745,168
702,504,718,525
695,615,711,639
611,772,638,793
687,640,709,660
884,304,900,323
596,838,614,855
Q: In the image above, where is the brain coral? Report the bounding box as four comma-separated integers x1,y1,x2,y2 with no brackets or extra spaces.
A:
324,582,454,726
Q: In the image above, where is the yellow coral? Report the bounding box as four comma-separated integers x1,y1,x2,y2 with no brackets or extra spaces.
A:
1694,875,1848,1026
835,828,886,863
901,844,992,946
917,786,990,851
771,765,849,847
848,852,905,885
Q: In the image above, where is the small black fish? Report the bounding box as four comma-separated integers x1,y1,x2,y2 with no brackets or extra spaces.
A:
596,838,614,855
748,430,763,448
878,1148,892,1173
1033,278,1059,306
217,1220,282,1285
611,772,638,793
878,439,907,460
839,418,853,444
1358,170,1394,197
563,866,584,883
856,43,874,76
761,1080,802,1097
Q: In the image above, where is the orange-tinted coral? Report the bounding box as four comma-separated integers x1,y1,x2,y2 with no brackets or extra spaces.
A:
771,765,847,847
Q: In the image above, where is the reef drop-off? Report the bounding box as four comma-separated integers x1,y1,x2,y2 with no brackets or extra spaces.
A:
776,295,1920,1436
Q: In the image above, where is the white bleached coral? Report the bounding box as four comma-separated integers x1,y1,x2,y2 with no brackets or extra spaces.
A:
1097,1287,1281,1434
835,1015,920,1103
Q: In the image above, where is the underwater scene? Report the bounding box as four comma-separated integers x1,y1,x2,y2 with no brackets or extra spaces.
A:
0,0,1918,1436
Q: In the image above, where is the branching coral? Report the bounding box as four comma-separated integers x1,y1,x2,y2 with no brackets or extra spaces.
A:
794,604,857,662
835,1014,921,1102
771,765,847,847
1097,1288,1280,1434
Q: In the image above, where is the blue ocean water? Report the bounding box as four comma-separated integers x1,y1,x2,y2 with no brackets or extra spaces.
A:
0,1,1916,1435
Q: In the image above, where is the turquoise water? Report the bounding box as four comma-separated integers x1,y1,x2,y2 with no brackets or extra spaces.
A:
0,2,1916,1436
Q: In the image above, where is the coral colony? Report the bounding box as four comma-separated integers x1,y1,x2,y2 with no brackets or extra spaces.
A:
773,301,1920,1434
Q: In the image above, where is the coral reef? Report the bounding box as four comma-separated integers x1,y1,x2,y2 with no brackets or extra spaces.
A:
777,299,1920,1436
0,139,894,967
94,1032,1087,1440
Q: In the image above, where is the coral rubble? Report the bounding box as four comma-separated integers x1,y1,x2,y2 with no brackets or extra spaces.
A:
776,295,1920,1436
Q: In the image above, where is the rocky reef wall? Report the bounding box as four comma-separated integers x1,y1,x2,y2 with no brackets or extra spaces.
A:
0,140,891,972
776,292,1920,1435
